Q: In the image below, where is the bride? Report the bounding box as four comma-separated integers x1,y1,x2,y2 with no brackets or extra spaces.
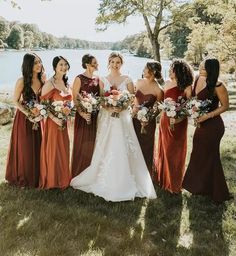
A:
70,52,157,202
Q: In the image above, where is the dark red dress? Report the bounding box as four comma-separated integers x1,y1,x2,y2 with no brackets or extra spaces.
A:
154,87,187,193
71,74,100,177
183,81,230,202
133,89,157,175
5,87,42,188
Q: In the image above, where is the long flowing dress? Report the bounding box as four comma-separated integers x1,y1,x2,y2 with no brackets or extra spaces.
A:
182,80,230,202
71,74,100,178
5,87,42,187
154,87,187,193
133,90,157,175
39,87,72,189
70,77,157,202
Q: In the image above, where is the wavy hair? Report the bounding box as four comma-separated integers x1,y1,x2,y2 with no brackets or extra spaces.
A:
171,59,194,90
22,52,44,101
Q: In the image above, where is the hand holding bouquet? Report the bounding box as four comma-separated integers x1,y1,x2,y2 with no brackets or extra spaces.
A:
48,100,75,130
24,100,47,130
158,96,186,130
102,88,133,118
185,97,211,127
134,102,160,134
76,92,101,124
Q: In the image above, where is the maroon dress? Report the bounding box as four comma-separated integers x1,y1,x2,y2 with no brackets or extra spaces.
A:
154,87,188,193
133,89,157,174
183,80,230,202
71,74,100,177
5,87,42,187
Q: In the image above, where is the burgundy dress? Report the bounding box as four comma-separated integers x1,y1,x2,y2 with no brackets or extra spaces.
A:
5,87,42,188
133,89,157,175
183,81,230,202
71,74,100,177
154,87,187,193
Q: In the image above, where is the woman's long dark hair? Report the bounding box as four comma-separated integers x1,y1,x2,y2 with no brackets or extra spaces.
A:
22,53,44,101
52,56,70,87
205,58,220,98
171,59,194,90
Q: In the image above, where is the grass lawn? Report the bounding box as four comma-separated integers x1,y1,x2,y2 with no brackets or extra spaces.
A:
0,90,235,255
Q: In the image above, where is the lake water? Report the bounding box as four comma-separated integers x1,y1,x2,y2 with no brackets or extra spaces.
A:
0,49,171,92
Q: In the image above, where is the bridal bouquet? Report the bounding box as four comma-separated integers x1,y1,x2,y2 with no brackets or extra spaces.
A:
76,92,101,124
102,88,133,118
24,100,47,130
134,102,159,134
48,100,75,130
158,96,186,130
185,97,211,127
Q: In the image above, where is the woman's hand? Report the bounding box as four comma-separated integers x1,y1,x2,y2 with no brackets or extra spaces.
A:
112,107,122,113
80,112,91,123
197,114,209,123
169,117,184,125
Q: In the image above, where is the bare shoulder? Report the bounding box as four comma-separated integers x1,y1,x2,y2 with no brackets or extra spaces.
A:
164,80,173,89
15,77,24,88
42,80,54,95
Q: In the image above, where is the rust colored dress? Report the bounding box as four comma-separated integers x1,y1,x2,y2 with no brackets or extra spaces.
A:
5,87,42,187
71,74,100,177
183,81,230,202
154,86,187,193
39,88,72,189
133,89,157,175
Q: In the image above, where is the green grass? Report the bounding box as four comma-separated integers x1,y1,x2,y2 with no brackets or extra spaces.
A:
0,114,235,256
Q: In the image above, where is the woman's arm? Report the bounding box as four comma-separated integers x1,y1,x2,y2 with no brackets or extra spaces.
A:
13,78,29,116
198,83,229,123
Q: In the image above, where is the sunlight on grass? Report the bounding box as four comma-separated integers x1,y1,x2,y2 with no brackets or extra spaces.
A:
177,195,193,249
16,213,32,230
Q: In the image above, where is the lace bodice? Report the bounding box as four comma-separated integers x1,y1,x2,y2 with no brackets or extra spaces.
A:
101,76,132,91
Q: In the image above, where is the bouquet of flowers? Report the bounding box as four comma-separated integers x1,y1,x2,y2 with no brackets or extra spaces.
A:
185,97,211,127
48,100,75,130
76,91,101,124
102,88,133,118
134,102,159,134
158,96,187,130
24,100,47,130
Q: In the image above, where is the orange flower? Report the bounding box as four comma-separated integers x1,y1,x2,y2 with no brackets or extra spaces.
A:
30,107,40,116
62,106,71,116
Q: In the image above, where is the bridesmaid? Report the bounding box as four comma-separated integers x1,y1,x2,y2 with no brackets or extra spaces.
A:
39,56,72,189
183,57,231,203
154,59,193,193
71,54,101,177
5,53,44,188
132,61,164,175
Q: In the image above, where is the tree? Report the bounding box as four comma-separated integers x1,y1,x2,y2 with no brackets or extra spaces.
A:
7,24,24,49
96,0,190,62
0,16,10,42
24,30,34,49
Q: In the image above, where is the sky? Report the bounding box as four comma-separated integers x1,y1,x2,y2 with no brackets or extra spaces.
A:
0,0,146,42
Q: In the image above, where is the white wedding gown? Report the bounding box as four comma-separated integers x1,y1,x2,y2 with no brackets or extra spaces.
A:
70,77,157,202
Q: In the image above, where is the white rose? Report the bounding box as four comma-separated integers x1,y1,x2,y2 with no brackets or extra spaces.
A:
36,104,44,110
58,113,63,119
40,109,47,116
167,110,176,117
55,106,62,112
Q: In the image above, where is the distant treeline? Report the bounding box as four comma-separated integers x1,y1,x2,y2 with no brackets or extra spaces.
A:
0,16,113,50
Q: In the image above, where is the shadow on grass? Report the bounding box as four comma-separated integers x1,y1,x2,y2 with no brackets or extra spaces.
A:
0,183,148,256
186,195,229,256
144,186,183,255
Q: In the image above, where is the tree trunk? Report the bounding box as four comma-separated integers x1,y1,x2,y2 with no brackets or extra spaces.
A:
151,38,161,62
